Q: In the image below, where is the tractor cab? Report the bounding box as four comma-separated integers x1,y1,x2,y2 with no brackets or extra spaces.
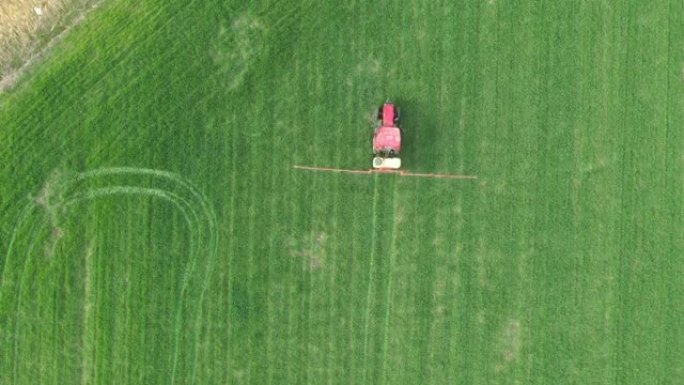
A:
373,102,402,169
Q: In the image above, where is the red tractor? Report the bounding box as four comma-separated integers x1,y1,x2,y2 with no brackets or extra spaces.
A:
293,100,477,180
373,102,402,169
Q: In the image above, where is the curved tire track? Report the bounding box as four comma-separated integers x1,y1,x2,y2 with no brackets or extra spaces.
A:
1,167,218,385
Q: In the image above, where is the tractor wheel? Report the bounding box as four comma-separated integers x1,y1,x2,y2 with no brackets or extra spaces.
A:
394,107,401,124
377,106,383,120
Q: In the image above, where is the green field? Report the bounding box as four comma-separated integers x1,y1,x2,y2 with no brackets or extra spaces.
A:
1,1,683,384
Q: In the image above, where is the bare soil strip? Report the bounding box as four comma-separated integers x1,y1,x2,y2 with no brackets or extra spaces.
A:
0,0,101,94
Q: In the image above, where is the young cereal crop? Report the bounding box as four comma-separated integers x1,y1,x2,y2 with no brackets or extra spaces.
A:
1,1,683,384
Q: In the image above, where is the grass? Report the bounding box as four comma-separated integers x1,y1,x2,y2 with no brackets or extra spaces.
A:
1,0,683,384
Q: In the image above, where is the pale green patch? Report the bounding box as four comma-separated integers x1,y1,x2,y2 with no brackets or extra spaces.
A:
495,319,522,373
212,12,267,91
289,231,328,271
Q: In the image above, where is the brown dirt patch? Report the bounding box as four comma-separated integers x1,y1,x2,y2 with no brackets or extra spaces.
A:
0,0,101,94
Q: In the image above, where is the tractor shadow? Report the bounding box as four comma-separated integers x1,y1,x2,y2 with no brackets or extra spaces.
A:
391,97,441,172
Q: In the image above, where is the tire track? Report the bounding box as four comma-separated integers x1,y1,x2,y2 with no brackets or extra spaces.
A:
10,209,47,385
361,176,379,385
380,178,399,385
224,112,238,384
1,167,217,385
345,168,360,383
82,169,218,385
